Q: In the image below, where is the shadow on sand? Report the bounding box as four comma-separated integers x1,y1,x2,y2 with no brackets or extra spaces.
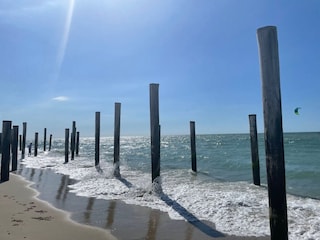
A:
115,175,225,238
160,194,225,238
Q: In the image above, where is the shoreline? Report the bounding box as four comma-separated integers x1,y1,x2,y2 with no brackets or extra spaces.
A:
0,173,116,240
15,165,270,240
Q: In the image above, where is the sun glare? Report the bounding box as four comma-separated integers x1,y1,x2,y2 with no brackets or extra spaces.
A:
56,0,75,75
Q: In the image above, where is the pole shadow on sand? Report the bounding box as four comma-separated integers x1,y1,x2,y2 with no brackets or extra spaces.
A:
159,194,225,238
115,174,225,238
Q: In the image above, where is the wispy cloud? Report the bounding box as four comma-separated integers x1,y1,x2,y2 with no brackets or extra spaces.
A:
0,0,61,18
52,96,69,102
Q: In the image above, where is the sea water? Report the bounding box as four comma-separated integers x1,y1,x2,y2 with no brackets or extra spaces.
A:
20,132,320,239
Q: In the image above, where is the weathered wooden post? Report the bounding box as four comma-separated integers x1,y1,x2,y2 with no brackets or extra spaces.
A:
0,132,2,154
21,122,27,159
11,126,19,171
150,84,160,183
257,26,288,240
95,112,100,166
71,121,76,160
190,121,197,172
1,121,12,182
249,114,260,186
65,129,69,163
34,132,39,157
76,131,80,156
19,134,22,151
43,128,47,151
114,102,121,177
49,134,52,151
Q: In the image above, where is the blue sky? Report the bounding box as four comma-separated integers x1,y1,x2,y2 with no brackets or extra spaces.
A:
0,0,319,138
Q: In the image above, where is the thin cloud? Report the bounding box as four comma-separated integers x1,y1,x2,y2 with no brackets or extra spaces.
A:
52,96,69,102
0,0,59,15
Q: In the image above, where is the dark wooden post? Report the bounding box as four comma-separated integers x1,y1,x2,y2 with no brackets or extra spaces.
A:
95,112,100,166
1,121,12,182
190,121,197,172
249,114,260,186
34,132,38,157
21,122,27,159
257,26,288,240
49,134,52,151
150,84,160,183
19,134,22,151
71,121,76,160
76,131,80,156
114,102,121,177
43,128,47,151
64,129,69,163
0,132,2,154
11,126,19,171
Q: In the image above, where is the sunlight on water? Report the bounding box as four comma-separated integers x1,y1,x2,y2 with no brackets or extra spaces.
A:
21,133,320,239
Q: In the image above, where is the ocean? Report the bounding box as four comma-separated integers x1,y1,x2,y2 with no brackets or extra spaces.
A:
19,132,320,239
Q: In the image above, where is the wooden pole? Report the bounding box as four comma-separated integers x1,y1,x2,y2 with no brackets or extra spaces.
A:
1,121,12,182
21,122,27,159
257,26,288,240
65,129,69,163
49,134,52,151
114,102,121,177
0,132,2,154
149,84,160,183
190,121,197,172
71,121,76,160
249,114,260,186
11,126,19,171
43,128,47,151
76,131,80,156
34,132,38,157
95,112,100,166
19,134,22,151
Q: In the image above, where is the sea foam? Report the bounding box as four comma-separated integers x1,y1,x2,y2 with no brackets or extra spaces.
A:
21,150,320,239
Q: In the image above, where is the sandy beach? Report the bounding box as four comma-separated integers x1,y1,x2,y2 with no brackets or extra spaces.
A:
1,166,271,240
0,174,116,240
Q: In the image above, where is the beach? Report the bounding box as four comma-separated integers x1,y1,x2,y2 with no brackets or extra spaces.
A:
1,167,271,240
0,173,116,240
2,133,319,239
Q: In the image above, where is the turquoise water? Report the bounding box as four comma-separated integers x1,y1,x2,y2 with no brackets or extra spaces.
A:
117,132,320,199
20,132,320,238
30,132,320,199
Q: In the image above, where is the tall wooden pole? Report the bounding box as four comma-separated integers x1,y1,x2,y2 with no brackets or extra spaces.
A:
76,131,80,156
22,122,27,159
11,125,19,171
249,114,260,186
71,121,76,160
19,134,22,151
0,133,2,154
95,112,100,166
149,84,160,183
257,26,288,240
65,129,69,164
43,128,47,151
114,103,121,177
34,132,38,157
190,121,197,172
1,121,12,182
49,134,52,151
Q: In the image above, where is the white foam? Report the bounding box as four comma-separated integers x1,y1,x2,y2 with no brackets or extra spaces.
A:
21,152,320,239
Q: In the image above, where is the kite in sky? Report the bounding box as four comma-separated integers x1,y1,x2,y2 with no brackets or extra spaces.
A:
294,107,301,115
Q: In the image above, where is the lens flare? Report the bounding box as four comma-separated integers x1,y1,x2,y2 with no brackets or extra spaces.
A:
56,0,75,77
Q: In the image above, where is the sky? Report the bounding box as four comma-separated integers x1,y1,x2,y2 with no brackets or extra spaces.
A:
0,0,319,138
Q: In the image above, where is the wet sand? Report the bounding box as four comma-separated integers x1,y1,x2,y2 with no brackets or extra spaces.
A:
15,166,270,240
0,173,116,240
